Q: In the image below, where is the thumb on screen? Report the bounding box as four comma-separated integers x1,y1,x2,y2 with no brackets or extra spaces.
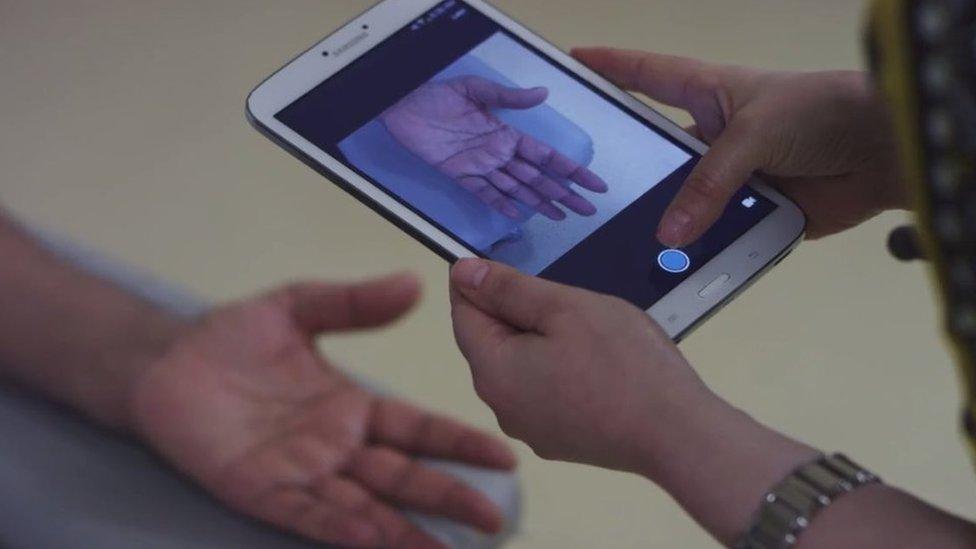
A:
459,75,549,110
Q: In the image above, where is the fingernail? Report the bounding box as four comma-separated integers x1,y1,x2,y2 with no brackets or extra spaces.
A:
539,203,566,220
564,195,597,216
658,209,693,247
452,258,490,290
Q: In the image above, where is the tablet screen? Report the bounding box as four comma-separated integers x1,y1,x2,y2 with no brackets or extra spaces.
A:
277,0,776,309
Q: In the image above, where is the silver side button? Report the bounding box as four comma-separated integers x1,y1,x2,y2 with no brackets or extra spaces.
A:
698,273,732,298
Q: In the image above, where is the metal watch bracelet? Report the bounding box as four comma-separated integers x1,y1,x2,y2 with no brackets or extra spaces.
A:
735,453,881,549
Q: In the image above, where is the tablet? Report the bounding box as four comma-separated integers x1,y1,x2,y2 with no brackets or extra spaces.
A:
247,0,805,340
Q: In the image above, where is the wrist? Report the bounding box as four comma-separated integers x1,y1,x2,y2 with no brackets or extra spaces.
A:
629,381,722,481
89,310,190,432
852,74,911,214
633,389,820,545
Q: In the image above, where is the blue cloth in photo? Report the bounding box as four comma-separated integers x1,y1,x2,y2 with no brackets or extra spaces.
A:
338,55,594,252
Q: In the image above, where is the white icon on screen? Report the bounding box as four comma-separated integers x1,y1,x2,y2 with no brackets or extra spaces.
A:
741,196,757,209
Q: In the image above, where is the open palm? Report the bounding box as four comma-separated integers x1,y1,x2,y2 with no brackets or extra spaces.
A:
381,75,608,220
130,274,515,548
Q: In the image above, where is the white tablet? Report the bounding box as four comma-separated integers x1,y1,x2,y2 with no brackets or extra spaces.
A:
247,0,806,340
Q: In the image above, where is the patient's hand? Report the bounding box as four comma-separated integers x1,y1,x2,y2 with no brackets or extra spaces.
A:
381,75,608,220
130,274,516,548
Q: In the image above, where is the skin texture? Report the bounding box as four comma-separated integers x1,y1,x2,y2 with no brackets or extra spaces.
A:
0,213,516,549
570,48,907,247
380,75,608,220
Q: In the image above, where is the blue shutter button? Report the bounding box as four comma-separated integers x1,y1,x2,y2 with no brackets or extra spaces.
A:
657,249,691,273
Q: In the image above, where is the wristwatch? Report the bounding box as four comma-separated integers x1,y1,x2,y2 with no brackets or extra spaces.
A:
736,453,881,549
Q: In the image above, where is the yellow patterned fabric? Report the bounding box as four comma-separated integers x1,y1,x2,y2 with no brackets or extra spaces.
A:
869,0,976,462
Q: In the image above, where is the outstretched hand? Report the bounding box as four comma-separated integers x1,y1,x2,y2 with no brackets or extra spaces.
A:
130,273,516,548
381,75,608,220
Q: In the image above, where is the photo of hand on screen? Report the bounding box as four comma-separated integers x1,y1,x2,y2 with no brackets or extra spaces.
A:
380,75,609,220
328,32,692,273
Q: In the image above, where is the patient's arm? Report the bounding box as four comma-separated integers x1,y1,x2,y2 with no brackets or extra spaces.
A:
0,210,185,428
0,209,517,548
381,75,608,220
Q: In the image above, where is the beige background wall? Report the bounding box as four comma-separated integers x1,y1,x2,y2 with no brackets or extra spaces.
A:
1,1,972,547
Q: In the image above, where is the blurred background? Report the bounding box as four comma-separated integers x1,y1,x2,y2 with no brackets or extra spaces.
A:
1,1,973,547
